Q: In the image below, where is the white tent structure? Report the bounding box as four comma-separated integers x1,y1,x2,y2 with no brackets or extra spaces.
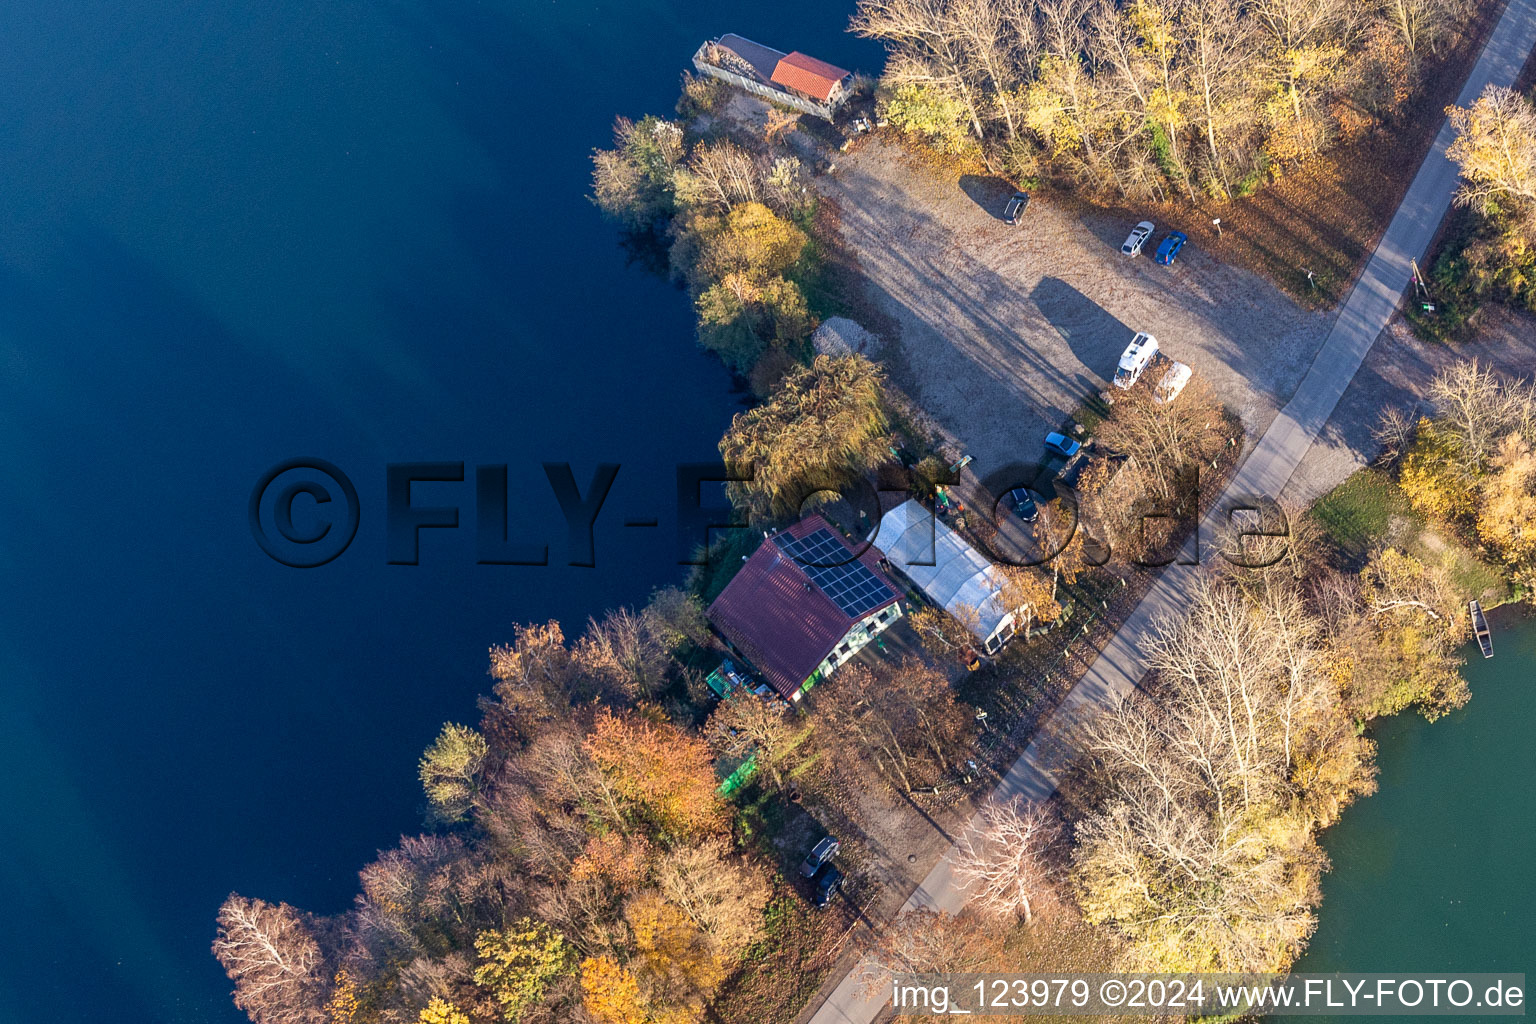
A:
873,499,1021,654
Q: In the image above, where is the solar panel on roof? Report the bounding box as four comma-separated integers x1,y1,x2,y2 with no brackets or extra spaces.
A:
775,528,894,618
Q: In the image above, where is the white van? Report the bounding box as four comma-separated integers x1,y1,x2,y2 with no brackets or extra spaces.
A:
1154,361,1192,404
1112,332,1158,389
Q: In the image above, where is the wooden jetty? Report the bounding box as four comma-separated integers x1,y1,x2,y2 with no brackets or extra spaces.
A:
1470,600,1494,659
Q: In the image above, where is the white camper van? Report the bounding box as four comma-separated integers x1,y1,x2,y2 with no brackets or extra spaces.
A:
1112,332,1158,389
1154,361,1192,404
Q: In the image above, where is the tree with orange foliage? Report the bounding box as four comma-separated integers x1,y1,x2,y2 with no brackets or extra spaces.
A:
585,709,725,838
580,957,647,1024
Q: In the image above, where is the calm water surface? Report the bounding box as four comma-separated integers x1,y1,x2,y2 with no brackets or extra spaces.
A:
1297,613,1536,1008
0,1,880,1022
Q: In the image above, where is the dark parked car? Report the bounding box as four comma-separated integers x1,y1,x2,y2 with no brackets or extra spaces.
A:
1005,486,1038,523
1155,231,1188,265
811,862,844,907
1045,431,1082,458
1003,191,1030,225
799,836,840,878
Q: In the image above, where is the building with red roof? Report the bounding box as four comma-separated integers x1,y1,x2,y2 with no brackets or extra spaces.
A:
770,52,851,104
693,35,854,121
707,515,903,702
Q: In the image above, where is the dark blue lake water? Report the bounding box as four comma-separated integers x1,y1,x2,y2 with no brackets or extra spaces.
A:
0,2,881,1021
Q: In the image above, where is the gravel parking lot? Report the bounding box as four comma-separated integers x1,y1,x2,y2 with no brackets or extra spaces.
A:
819,137,1331,477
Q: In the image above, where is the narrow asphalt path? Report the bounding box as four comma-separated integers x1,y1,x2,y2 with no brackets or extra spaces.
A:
806,5,1536,1021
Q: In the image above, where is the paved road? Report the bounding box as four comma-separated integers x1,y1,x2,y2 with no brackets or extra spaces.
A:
806,4,1536,1022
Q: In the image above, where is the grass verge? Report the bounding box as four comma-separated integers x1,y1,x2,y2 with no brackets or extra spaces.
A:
1309,468,1514,605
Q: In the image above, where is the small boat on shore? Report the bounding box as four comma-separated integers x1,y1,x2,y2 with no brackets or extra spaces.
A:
1470,600,1494,659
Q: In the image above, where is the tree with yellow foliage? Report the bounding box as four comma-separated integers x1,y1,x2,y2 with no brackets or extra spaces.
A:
472,918,574,1022
996,564,1061,638
1448,85,1536,223
1399,419,1478,524
718,355,890,518
418,723,488,824
580,957,647,1024
625,893,726,1013
1477,433,1536,580
416,998,471,1024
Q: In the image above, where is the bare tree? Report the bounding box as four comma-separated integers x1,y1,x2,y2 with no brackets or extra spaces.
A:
1095,371,1227,498
704,693,798,784
1448,85,1536,221
863,908,1005,980
853,0,994,143
1426,360,1536,469
574,606,673,700
1379,0,1468,56
1370,405,1418,468
952,798,1062,921
1177,0,1258,197
654,839,772,957
212,895,327,1024
1068,577,1357,972
674,140,764,213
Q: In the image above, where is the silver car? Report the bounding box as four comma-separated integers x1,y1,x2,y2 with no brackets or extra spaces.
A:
1121,220,1155,256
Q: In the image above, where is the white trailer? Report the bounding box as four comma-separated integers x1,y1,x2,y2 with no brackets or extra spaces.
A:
1112,332,1158,389
1154,361,1192,403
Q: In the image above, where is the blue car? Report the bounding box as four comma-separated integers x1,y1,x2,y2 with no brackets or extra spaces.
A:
1155,231,1188,265
1045,432,1082,458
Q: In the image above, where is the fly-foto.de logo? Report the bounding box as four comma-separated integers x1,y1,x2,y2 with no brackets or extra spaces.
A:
248,458,1297,570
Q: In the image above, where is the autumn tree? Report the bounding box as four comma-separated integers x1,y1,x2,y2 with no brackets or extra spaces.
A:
589,116,686,230
1070,578,1369,972
864,908,1005,977
419,723,489,824
1477,433,1536,582
852,0,997,145
625,893,725,1012
213,895,328,1024
575,606,675,701
486,620,587,736
644,586,711,652
353,835,511,960
906,603,983,664
816,659,971,793
585,709,725,838
704,693,798,784
996,564,1061,637
1034,495,1092,598
654,839,771,956
472,919,574,1021
952,798,1062,922
417,998,471,1024
719,355,891,517
1349,548,1470,719
1426,360,1536,469
1095,371,1226,499
1448,85,1536,230
580,956,648,1024
1380,0,1468,57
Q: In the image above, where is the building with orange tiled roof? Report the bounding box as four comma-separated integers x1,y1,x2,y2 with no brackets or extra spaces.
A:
693,35,855,121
